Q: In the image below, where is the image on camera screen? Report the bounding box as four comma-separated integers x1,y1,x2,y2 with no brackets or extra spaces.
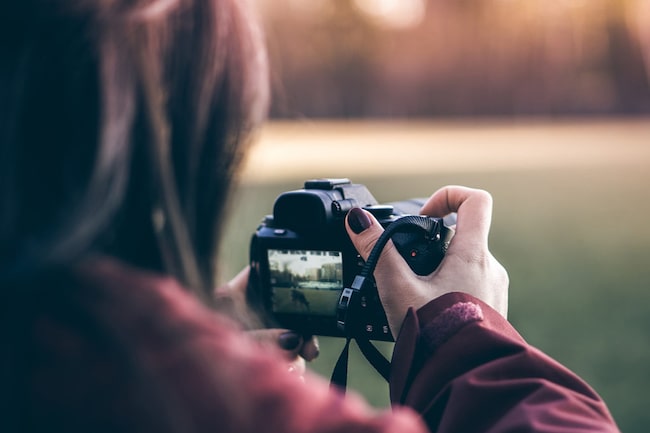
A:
267,249,343,316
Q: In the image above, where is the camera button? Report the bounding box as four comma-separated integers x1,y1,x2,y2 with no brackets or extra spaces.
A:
273,229,287,236
363,205,394,219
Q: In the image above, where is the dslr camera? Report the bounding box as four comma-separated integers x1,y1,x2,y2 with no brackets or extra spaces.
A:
247,179,454,341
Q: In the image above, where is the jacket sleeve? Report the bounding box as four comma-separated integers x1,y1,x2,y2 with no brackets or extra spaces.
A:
86,264,431,433
389,292,620,433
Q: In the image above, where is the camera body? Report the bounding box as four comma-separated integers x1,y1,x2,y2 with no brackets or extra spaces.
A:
247,179,453,341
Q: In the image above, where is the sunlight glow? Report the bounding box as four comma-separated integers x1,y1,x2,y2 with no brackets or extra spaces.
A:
241,120,650,183
256,0,330,16
353,0,426,29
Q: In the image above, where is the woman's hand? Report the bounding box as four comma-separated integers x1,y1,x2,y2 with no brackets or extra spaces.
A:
214,267,319,377
345,186,509,337
247,329,319,379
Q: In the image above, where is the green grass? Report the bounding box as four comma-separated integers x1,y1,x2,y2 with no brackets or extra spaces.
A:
219,127,650,433
272,287,340,315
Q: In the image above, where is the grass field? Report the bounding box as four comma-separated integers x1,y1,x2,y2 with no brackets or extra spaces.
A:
272,287,340,315
219,118,650,433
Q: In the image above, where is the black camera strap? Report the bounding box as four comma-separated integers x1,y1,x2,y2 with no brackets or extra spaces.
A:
330,336,391,390
330,216,441,392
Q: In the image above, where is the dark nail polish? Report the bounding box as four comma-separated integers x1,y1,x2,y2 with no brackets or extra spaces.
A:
348,208,372,234
278,332,302,350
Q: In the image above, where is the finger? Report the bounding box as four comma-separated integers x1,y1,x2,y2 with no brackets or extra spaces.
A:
345,208,402,267
419,186,493,250
345,208,422,335
214,266,250,298
248,329,321,362
299,335,320,362
248,329,302,356
248,329,309,378
287,357,307,379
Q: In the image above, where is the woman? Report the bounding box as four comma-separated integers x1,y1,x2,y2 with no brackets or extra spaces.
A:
1,0,619,432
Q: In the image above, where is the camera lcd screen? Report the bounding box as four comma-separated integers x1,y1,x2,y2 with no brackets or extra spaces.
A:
267,249,343,316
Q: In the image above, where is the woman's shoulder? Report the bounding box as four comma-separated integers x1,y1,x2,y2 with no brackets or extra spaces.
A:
4,255,242,377
1,257,248,432
69,256,242,346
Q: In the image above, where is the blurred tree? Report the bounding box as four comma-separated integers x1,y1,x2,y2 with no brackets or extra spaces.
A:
604,0,650,112
260,0,381,117
256,0,650,118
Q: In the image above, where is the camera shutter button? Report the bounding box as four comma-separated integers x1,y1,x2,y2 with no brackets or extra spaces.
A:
363,205,394,219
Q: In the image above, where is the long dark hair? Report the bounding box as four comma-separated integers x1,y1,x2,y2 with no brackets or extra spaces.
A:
0,0,269,295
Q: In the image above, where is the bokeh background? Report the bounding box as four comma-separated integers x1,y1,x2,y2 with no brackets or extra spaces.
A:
219,1,650,432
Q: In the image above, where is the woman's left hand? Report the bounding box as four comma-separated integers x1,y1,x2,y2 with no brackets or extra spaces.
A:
214,267,319,377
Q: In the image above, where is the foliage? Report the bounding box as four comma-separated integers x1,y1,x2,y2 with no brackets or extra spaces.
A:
255,0,650,117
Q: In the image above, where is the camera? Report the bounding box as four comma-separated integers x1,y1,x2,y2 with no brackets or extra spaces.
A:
247,179,454,341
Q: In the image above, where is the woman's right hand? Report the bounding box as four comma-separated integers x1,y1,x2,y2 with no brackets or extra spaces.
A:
345,186,509,338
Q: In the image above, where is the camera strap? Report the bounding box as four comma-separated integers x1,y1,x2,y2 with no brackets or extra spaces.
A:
330,336,391,390
330,215,442,392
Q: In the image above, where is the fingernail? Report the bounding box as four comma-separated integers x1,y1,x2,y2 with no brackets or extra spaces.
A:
348,208,372,234
278,331,302,350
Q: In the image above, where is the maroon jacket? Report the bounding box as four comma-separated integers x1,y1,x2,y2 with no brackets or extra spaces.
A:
3,258,618,432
